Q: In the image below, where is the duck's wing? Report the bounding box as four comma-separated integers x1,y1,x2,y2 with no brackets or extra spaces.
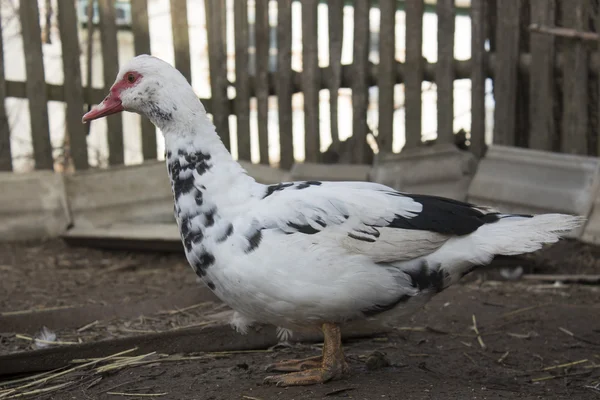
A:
250,180,499,263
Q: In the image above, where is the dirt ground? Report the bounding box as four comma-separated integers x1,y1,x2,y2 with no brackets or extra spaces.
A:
1,239,600,399
0,239,195,313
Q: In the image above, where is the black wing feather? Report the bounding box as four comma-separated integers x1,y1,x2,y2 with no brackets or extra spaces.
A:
386,194,502,236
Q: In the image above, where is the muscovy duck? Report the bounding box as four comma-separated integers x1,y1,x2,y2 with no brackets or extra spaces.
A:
82,55,584,387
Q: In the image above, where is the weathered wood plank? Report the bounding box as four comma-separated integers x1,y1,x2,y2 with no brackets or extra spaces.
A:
514,1,530,150
131,1,152,56
170,0,192,83
84,0,94,136
561,0,588,154
352,0,370,163
470,0,486,158
436,0,455,145
131,0,157,160
378,0,395,153
328,0,343,148
3,80,222,115
493,0,520,146
19,0,53,170
528,0,554,152
57,0,88,170
6,52,598,107
302,0,320,163
205,0,230,150
98,0,124,165
255,0,270,164
0,5,11,171
404,0,424,149
0,307,389,376
276,0,294,169
234,0,251,161
598,2,600,157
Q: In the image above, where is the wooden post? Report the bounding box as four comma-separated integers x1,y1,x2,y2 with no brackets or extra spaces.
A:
255,0,270,164
84,0,94,136
328,0,343,149
493,0,520,147
170,0,192,83
528,0,555,152
378,0,395,154
470,0,486,158
598,2,600,157
0,4,11,171
561,0,588,155
205,0,230,150
98,0,124,165
20,0,53,170
404,0,424,149
276,0,294,169
58,0,89,170
234,0,251,161
352,0,369,163
131,0,157,160
302,0,320,162
436,0,455,145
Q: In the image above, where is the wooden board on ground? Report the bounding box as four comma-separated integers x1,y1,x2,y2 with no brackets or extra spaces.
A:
0,309,389,376
61,223,182,252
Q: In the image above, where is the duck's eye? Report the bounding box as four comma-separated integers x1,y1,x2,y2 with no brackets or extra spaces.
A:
127,73,136,83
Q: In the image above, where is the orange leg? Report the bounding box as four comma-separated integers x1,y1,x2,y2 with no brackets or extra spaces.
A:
263,323,350,386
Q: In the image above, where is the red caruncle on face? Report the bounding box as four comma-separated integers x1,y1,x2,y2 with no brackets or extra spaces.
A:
81,71,143,123
112,71,142,94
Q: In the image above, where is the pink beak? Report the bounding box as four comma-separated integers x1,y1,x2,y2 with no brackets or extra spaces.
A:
82,92,124,123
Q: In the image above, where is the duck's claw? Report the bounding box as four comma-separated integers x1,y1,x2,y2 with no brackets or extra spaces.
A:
263,365,348,387
263,323,349,386
264,355,322,372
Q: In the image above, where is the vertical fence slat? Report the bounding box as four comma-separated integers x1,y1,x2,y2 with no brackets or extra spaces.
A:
234,0,251,161
598,4,600,157
99,0,124,165
529,0,554,152
328,0,343,148
58,0,88,170
170,0,192,83
561,0,588,155
352,0,370,163
436,0,455,145
0,5,11,171
470,0,486,158
131,0,152,58
276,0,294,169
404,0,424,149
19,0,53,170
131,0,157,160
378,0,395,153
493,0,520,147
302,0,319,163
84,0,94,136
205,0,230,150
255,0,270,164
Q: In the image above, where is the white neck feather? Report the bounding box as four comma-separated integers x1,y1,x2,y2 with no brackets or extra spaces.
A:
161,98,263,211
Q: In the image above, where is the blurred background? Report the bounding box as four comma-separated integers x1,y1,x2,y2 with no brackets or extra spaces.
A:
1,0,598,172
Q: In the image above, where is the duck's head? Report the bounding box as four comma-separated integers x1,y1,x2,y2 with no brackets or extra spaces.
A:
82,55,202,129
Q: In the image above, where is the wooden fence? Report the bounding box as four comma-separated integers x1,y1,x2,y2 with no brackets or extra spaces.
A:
0,0,598,173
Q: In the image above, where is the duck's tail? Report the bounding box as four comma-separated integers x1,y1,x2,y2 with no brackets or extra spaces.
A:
431,213,586,285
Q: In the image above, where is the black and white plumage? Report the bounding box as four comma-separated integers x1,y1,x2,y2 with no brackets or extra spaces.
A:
83,55,584,350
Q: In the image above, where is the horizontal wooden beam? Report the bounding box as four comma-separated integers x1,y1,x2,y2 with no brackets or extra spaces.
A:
4,51,598,117
4,81,221,115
